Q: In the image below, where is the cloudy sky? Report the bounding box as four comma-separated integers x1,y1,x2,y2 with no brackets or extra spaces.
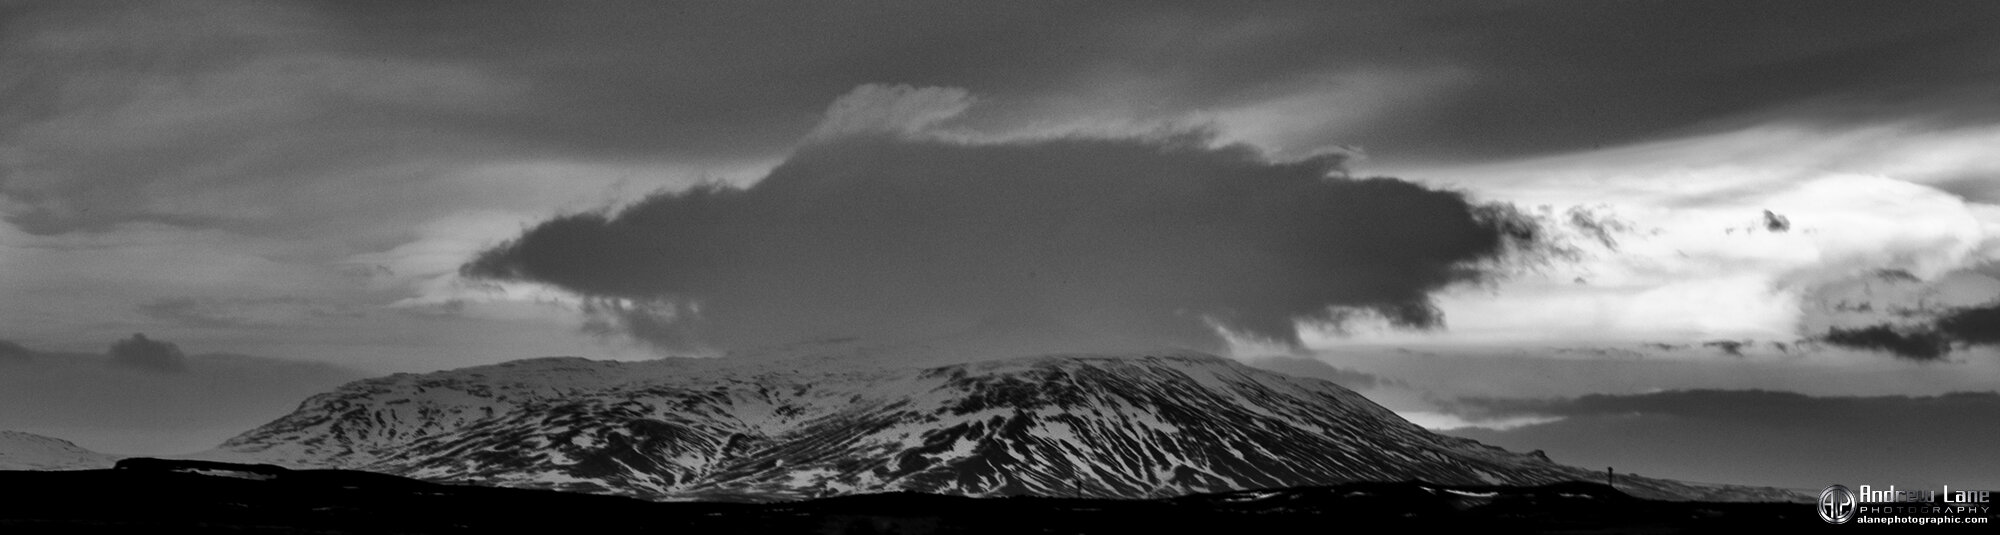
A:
3,1,1997,488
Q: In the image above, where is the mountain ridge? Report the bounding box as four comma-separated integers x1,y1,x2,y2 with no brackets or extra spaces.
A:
202,351,1803,502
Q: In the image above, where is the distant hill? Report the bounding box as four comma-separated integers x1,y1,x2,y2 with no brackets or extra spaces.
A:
0,430,118,471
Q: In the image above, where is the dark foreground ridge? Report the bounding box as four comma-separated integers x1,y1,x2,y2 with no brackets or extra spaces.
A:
0,458,1884,534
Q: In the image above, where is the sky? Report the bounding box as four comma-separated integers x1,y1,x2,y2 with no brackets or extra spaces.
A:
2,1,1998,488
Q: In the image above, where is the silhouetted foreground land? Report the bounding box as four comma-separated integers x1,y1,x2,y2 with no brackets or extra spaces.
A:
0,458,1907,533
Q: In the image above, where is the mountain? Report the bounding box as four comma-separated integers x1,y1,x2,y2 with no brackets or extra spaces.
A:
0,430,118,471
207,351,1799,502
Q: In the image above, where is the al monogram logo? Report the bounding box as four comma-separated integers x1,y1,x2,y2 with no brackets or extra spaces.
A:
1821,485,1856,524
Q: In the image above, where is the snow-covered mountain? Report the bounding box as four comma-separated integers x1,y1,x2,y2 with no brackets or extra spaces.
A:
207,351,1795,502
0,430,118,471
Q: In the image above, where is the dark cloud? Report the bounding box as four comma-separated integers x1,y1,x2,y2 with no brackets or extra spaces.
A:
1243,356,1399,391
1800,268,2000,360
1634,340,1795,357
107,333,187,373
1563,205,1631,250
1821,325,1950,360
1935,303,2000,345
1700,340,1748,357
466,132,1541,356
1874,269,1922,283
1441,390,2000,489
1760,210,1789,233
1815,302,2000,361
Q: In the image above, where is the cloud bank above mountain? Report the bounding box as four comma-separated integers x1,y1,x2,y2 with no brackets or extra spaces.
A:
464,93,1548,355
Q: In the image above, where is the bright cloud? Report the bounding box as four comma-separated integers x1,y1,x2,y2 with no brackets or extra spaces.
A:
1317,123,2000,350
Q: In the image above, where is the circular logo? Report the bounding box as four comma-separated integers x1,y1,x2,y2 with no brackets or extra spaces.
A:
1820,484,1856,524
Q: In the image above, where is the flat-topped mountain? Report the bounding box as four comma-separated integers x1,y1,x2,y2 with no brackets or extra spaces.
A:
207,352,1799,502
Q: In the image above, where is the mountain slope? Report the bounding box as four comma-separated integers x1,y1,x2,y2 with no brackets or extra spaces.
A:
0,430,119,470
208,352,1797,501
